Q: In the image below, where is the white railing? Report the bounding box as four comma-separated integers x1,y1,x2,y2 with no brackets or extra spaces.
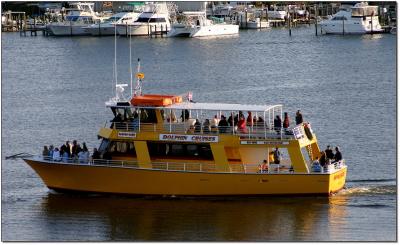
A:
108,121,297,140
35,156,345,174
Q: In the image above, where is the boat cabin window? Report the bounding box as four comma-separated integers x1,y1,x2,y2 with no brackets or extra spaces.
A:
139,108,157,123
136,17,166,23
98,139,110,153
331,16,347,21
105,141,136,158
351,6,378,17
147,142,213,160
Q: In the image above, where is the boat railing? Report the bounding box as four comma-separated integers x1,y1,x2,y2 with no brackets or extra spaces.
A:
36,156,344,174
108,121,303,140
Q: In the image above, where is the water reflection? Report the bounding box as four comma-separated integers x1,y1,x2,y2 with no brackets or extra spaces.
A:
40,193,348,241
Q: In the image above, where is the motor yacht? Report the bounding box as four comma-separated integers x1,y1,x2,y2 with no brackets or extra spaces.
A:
82,12,141,36
168,11,238,38
48,2,106,36
320,2,383,34
116,3,171,36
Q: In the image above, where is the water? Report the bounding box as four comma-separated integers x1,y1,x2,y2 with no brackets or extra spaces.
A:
2,26,396,241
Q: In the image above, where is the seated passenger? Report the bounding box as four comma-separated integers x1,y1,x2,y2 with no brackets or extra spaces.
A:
211,115,219,130
52,147,61,161
48,145,54,159
218,115,229,133
259,160,268,173
203,119,211,134
238,116,248,134
194,119,202,133
311,158,322,172
273,147,281,164
187,125,195,134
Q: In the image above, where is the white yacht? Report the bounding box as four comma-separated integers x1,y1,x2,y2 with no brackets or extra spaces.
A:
116,3,170,36
167,11,238,38
320,2,383,34
266,6,287,20
48,2,104,36
237,11,270,29
82,12,141,36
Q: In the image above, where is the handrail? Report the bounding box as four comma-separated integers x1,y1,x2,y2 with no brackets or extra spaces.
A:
33,156,345,174
107,121,299,140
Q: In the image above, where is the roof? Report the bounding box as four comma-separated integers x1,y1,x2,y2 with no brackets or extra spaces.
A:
157,102,281,112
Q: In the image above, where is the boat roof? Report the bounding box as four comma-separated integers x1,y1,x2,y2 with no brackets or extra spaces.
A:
157,101,281,113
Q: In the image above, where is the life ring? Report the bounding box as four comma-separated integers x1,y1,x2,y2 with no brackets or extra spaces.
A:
304,123,313,140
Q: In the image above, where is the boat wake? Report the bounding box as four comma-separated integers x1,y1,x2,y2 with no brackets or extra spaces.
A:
347,178,396,183
337,184,396,196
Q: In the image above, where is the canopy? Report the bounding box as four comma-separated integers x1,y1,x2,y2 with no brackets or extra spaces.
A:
157,102,282,113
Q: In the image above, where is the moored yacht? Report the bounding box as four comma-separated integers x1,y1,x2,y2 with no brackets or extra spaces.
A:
168,11,238,38
82,12,141,36
320,2,383,34
116,3,171,36
47,2,105,36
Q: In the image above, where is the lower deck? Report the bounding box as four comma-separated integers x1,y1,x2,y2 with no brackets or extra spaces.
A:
25,156,347,196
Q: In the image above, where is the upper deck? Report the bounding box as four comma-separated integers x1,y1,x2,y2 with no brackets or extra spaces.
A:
101,94,311,143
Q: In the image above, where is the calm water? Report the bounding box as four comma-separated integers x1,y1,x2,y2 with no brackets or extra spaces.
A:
1,25,396,241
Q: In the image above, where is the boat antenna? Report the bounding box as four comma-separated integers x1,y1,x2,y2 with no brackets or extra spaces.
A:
114,22,118,95
129,25,133,98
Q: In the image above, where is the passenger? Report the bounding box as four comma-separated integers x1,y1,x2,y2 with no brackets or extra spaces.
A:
42,146,49,158
218,115,229,134
71,140,78,158
65,141,71,156
203,119,211,134
259,160,268,173
334,146,342,162
295,110,303,125
91,148,101,161
61,148,69,162
273,147,281,164
48,145,54,159
228,113,235,127
311,157,322,172
257,116,264,123
319,151,327,167
52,147,61,161
325,145,334,159
247,111,253,126
181,109,189,122
78,143,89,164
238,115,247,134
268,151,274,163
283,112,290,129
211,115,219,130
187,124,195,134
194,119,202,133
274,115,282,133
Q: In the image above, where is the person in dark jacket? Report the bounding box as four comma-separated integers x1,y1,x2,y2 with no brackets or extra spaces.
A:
274,115,282,133
218,115,229,133
319,151,327,167
334,147,342,162
325,145,334,159
295,110,303,125
283,112,290,129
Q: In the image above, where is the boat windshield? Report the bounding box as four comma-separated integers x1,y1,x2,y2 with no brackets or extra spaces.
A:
66,16,93,22
136,17,166,23
352,6,378,17
105,16,121,22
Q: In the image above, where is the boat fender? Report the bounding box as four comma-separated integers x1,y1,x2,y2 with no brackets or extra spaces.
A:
304,123,313,140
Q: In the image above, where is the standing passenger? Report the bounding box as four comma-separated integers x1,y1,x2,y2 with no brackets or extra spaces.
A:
273,147,281,164
325,145,334,159
283,112,290,129
334,147,342,162
52,147,61,161
218,115,229,133
42,146,49,158
274,115,282,133
295,110,303,125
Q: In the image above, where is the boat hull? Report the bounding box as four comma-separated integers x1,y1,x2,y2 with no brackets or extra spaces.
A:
48,23,91,36
82,25,116,36
117,23,170,36
190,24,239,37
25,159,347,196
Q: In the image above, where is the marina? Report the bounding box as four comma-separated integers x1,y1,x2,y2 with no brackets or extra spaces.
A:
1,1,397,242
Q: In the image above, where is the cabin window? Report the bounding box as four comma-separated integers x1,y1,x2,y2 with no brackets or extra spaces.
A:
137,17,150,22
139,108,157,123
332,16,347,21
149,18,166,23
107,141,136,156
147,142,213,160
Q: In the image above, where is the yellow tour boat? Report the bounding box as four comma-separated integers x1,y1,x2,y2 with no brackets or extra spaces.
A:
24,68,346,196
